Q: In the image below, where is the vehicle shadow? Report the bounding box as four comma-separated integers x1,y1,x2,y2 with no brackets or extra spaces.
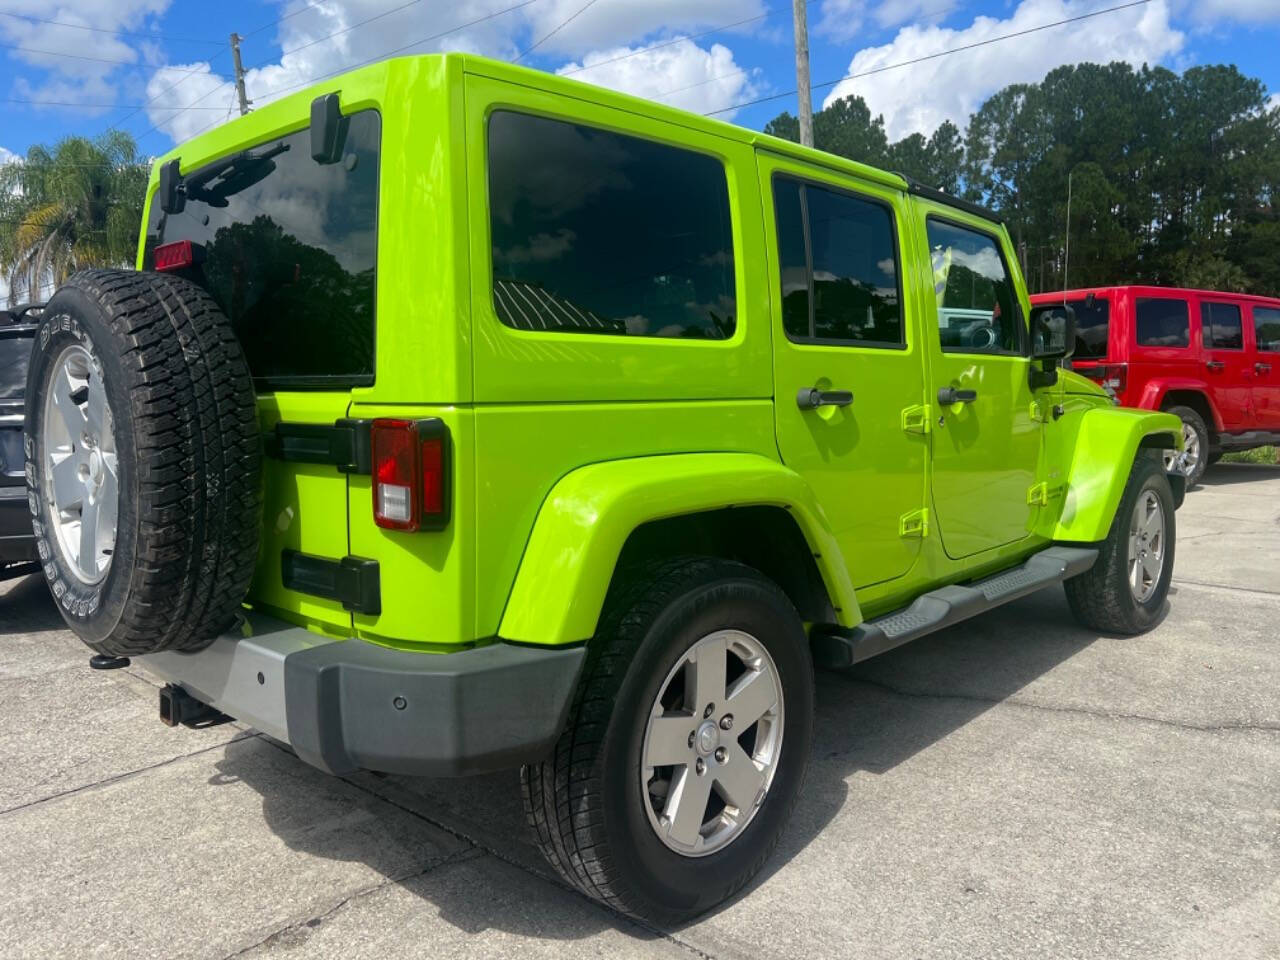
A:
214,584,1107,942
0,572,67,635
1198,462,1280,486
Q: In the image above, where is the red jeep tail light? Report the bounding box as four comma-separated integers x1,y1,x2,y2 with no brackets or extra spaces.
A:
153,239,195,272
371,418,450,532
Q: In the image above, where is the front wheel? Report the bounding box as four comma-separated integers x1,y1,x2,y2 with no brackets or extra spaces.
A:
1065,453,1176,635
521,557,814,925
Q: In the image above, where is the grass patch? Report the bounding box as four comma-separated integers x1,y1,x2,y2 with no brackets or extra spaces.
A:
1221,446,1279,465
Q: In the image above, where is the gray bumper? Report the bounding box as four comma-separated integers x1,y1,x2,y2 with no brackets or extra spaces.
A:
141,611,586,777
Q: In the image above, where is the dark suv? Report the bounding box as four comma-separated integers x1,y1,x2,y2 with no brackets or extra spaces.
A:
0,303,41,579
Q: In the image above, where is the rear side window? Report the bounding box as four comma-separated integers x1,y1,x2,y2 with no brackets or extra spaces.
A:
926,218,1021,354
1254,307,1280,352
1135,298,1189,347
1201,302,1243,349
488,111,735,340
143,110,381,389
771,176,902,346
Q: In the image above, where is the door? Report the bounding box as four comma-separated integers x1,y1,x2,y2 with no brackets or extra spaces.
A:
761,156,926,589
1198,300,1253,430
1247,304,1280,429
914,206,1042,559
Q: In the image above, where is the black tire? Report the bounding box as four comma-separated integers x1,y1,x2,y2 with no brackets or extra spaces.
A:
1163,404,1210,486
521,557,814,925
25,270,261,657
1064,453,1175,635
1206,450,1223,467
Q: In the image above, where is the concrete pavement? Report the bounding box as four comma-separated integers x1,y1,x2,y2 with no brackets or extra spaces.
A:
1,463,1277,959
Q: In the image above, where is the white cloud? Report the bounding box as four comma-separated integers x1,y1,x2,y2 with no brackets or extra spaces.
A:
0,147,18,165
1268,93,1280,113
142,0,767,142
816,0,958,42
823,0,1184,141
557,40,760,116
0,0,173,107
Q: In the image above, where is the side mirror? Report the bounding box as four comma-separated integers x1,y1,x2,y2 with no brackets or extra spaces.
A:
1032,305,1076,362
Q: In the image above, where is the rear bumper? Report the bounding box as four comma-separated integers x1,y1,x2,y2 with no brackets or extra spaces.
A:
141,611,586,777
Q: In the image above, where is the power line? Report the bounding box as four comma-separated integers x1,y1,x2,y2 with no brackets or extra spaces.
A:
0,41,137,66
701,0,1153,116
559,11,769,77
2,97,230,111
516,0,602,62
0,11,222,45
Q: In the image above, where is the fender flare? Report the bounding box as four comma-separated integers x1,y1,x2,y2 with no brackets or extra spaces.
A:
1137,379,1221,431
498,453,861,646
1052,407,1183,543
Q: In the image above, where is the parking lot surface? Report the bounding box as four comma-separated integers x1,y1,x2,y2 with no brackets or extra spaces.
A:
2,463,1277,960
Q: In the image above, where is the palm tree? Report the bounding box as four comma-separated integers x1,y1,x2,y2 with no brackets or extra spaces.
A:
0,130,149,306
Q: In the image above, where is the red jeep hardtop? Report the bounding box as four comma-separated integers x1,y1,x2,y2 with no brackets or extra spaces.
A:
1031,285,1280,481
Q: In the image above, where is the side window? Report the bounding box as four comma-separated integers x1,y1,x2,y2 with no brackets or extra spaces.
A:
1254,307,1280,353
1201,302,1243,350
1135,298,1190,347
487,110,736,340
770,176,902,346
925,218,1021,354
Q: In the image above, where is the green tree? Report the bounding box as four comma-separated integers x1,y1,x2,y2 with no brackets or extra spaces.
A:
765,95,889,167
0,131,149,305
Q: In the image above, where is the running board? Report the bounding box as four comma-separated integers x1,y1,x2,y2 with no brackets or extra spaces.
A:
812,546,1098,668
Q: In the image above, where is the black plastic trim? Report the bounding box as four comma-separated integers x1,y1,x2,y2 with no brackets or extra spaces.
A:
283,640,587,776
904,177,1004,223
281,550,381,615
264,418,372,474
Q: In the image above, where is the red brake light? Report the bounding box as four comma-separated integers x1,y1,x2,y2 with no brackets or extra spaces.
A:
153,239,195,272
371,419,450,532
1082,363,1128,398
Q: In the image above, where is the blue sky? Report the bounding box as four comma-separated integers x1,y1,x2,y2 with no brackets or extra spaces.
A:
0,0,1278,163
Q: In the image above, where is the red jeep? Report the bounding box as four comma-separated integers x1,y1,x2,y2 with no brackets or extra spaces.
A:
1031,285,1280,484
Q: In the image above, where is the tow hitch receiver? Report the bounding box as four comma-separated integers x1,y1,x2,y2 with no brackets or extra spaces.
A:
159,684,229,728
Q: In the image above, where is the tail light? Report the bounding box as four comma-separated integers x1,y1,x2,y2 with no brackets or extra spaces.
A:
1082,362,1127,399
371,418,450,532
153,239,200,272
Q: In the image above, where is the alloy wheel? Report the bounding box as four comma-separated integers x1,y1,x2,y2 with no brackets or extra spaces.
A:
1127,489,1165,603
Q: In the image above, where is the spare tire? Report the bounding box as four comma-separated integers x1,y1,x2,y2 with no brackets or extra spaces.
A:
24,269,262,656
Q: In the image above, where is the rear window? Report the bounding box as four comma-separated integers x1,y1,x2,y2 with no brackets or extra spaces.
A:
487,110,736,340
143,110,380,389
1254,307,1280,352
1135,298,1189,348
1201,302,1243,350
1032,297,1108,359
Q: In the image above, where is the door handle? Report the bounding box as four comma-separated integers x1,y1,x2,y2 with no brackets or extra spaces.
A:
1256,362,1273,374
937,386,978,406
796,387,853,410
1206,360,1225,371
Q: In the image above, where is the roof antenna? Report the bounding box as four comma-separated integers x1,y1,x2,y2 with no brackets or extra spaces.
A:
1063,168,1074,307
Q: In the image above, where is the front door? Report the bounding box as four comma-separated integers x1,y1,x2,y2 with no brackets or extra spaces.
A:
912,203,1042,559
760,154,927,589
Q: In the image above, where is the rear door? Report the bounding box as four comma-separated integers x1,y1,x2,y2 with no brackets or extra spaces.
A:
760,154,927,589
1198,298,1253,430
1247,304,1280,429
912,202,1042,559
141,110,383,635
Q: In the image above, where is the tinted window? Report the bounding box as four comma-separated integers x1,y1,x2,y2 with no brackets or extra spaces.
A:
926,219,1020,354
144,111,379,388
1032,297,1109,359
488,111,735,340
1201,302,1243,349
771,176,901,345
1254,307,1280,352
1135,298,1189,348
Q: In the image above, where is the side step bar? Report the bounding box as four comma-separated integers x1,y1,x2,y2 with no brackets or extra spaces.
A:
812,546,1098,668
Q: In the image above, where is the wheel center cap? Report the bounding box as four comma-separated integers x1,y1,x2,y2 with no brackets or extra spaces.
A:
695,721,720,757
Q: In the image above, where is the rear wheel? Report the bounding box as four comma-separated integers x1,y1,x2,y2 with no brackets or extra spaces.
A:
1065,454,1175,635
1161,404,1209,486
521,557,814,924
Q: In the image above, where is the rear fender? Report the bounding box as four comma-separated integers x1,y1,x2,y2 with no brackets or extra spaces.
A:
1137,379,1221,430
1051,408,1183,542
498,453,860,646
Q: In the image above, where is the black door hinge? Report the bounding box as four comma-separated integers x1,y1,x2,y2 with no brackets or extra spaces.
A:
263,418,371,474
281,551,380,616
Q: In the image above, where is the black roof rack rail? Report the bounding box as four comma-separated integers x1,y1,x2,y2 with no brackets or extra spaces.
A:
901,176,1005,224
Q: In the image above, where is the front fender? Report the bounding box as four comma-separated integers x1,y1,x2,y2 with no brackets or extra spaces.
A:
498,453,861,646
1051,407,1183,542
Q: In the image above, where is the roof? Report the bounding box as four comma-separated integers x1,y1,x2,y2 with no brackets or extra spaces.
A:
1031,285,1280,306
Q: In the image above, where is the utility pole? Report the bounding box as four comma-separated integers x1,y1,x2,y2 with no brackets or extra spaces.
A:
792,0,814,147
230,33,252,116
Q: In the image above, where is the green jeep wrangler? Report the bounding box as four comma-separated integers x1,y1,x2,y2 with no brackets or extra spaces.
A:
25,54,1184,923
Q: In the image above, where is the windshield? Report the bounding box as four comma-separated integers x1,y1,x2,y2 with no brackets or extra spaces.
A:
142,110,380,389
1033,297,1109,360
